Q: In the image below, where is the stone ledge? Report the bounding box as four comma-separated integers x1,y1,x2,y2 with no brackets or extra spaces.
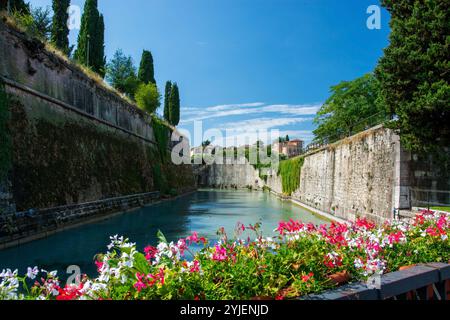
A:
0,191,163,249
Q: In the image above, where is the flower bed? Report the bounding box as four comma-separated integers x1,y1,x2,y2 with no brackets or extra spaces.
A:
1,210,448,300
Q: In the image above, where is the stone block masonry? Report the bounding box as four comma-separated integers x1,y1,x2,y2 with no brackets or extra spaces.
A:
291,126,406,223
203,125,414,223
0,20,196,246
263,125,407,223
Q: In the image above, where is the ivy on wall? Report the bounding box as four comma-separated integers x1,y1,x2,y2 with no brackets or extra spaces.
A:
0,81,12,180
151,116,170,163
278,156,304,196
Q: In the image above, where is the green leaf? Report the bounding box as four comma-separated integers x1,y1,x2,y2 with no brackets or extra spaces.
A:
157,230,168,244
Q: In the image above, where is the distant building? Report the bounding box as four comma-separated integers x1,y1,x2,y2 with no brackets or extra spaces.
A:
272,139,304,158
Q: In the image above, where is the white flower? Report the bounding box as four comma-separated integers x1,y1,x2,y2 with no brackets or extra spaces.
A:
27,267,39,280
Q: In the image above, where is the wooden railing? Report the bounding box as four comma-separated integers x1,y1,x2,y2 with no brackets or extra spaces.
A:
301,263,450,300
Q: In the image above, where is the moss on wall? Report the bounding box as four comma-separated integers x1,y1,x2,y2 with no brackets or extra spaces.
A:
0,81,12,180
9,98,193,211
278,156,304,196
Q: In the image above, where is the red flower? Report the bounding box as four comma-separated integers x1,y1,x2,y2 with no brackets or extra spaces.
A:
301,272,314,282
56,283,83,301
144,246,158,261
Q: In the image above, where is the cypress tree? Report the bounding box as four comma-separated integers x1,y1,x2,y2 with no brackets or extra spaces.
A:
74,0,105,76
94,14,106,77
138,50,156,84
169,82,180,126
51,0,70,54
163,81,172,122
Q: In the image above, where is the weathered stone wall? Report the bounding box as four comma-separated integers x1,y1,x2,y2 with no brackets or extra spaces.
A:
0,20,195,243
201,126,410,223
0,21,154,141
195,158,264,189
291,126,402,222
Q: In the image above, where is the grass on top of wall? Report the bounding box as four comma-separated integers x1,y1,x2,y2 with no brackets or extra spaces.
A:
278,156,304,196
1,13,135,107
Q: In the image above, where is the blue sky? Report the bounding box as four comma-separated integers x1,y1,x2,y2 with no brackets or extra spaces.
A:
29,0,391,147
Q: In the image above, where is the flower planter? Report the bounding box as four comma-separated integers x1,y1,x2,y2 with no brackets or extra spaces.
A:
328,271,351,286
399,264,416,271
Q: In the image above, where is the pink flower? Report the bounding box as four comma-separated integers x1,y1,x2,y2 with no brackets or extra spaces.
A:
212,245,227,261
144,246,158,261
388,231,405,244
190,260,201,273
95,260,104,272
186,232,202,245
134,273,147,292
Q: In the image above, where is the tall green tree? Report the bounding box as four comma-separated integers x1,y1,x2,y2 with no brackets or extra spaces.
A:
106,49,139,98
74,0,105,76
94,14,106,77
313,73,385,144
163,81,172,122
375,0,449,153
51,0,70,53
138,50,156,85
169,82,180,126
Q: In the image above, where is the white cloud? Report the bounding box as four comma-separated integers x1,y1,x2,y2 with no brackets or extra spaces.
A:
260,104,321,115
219,117,314,132
180,102,321,124
180,102,266,123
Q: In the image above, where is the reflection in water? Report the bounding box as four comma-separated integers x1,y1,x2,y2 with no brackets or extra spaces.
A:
0,190,327,279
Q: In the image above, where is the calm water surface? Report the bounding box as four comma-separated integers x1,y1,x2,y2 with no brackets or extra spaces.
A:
0,190,327,279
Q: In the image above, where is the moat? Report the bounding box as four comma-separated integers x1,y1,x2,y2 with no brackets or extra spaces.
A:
0,190,327,279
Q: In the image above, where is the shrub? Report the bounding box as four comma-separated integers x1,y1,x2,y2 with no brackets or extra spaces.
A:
135,83,161,114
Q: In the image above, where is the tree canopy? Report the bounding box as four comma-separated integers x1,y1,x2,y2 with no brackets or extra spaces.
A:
106,49,139,98
313,73,385,144
375,0,450,153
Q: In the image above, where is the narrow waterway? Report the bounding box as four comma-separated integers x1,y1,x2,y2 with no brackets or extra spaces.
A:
0,190,327,279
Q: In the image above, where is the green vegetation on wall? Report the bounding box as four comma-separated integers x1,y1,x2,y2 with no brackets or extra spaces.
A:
0,81,11,180
151,115,170,163
8,99,193,210
278,156,304,196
